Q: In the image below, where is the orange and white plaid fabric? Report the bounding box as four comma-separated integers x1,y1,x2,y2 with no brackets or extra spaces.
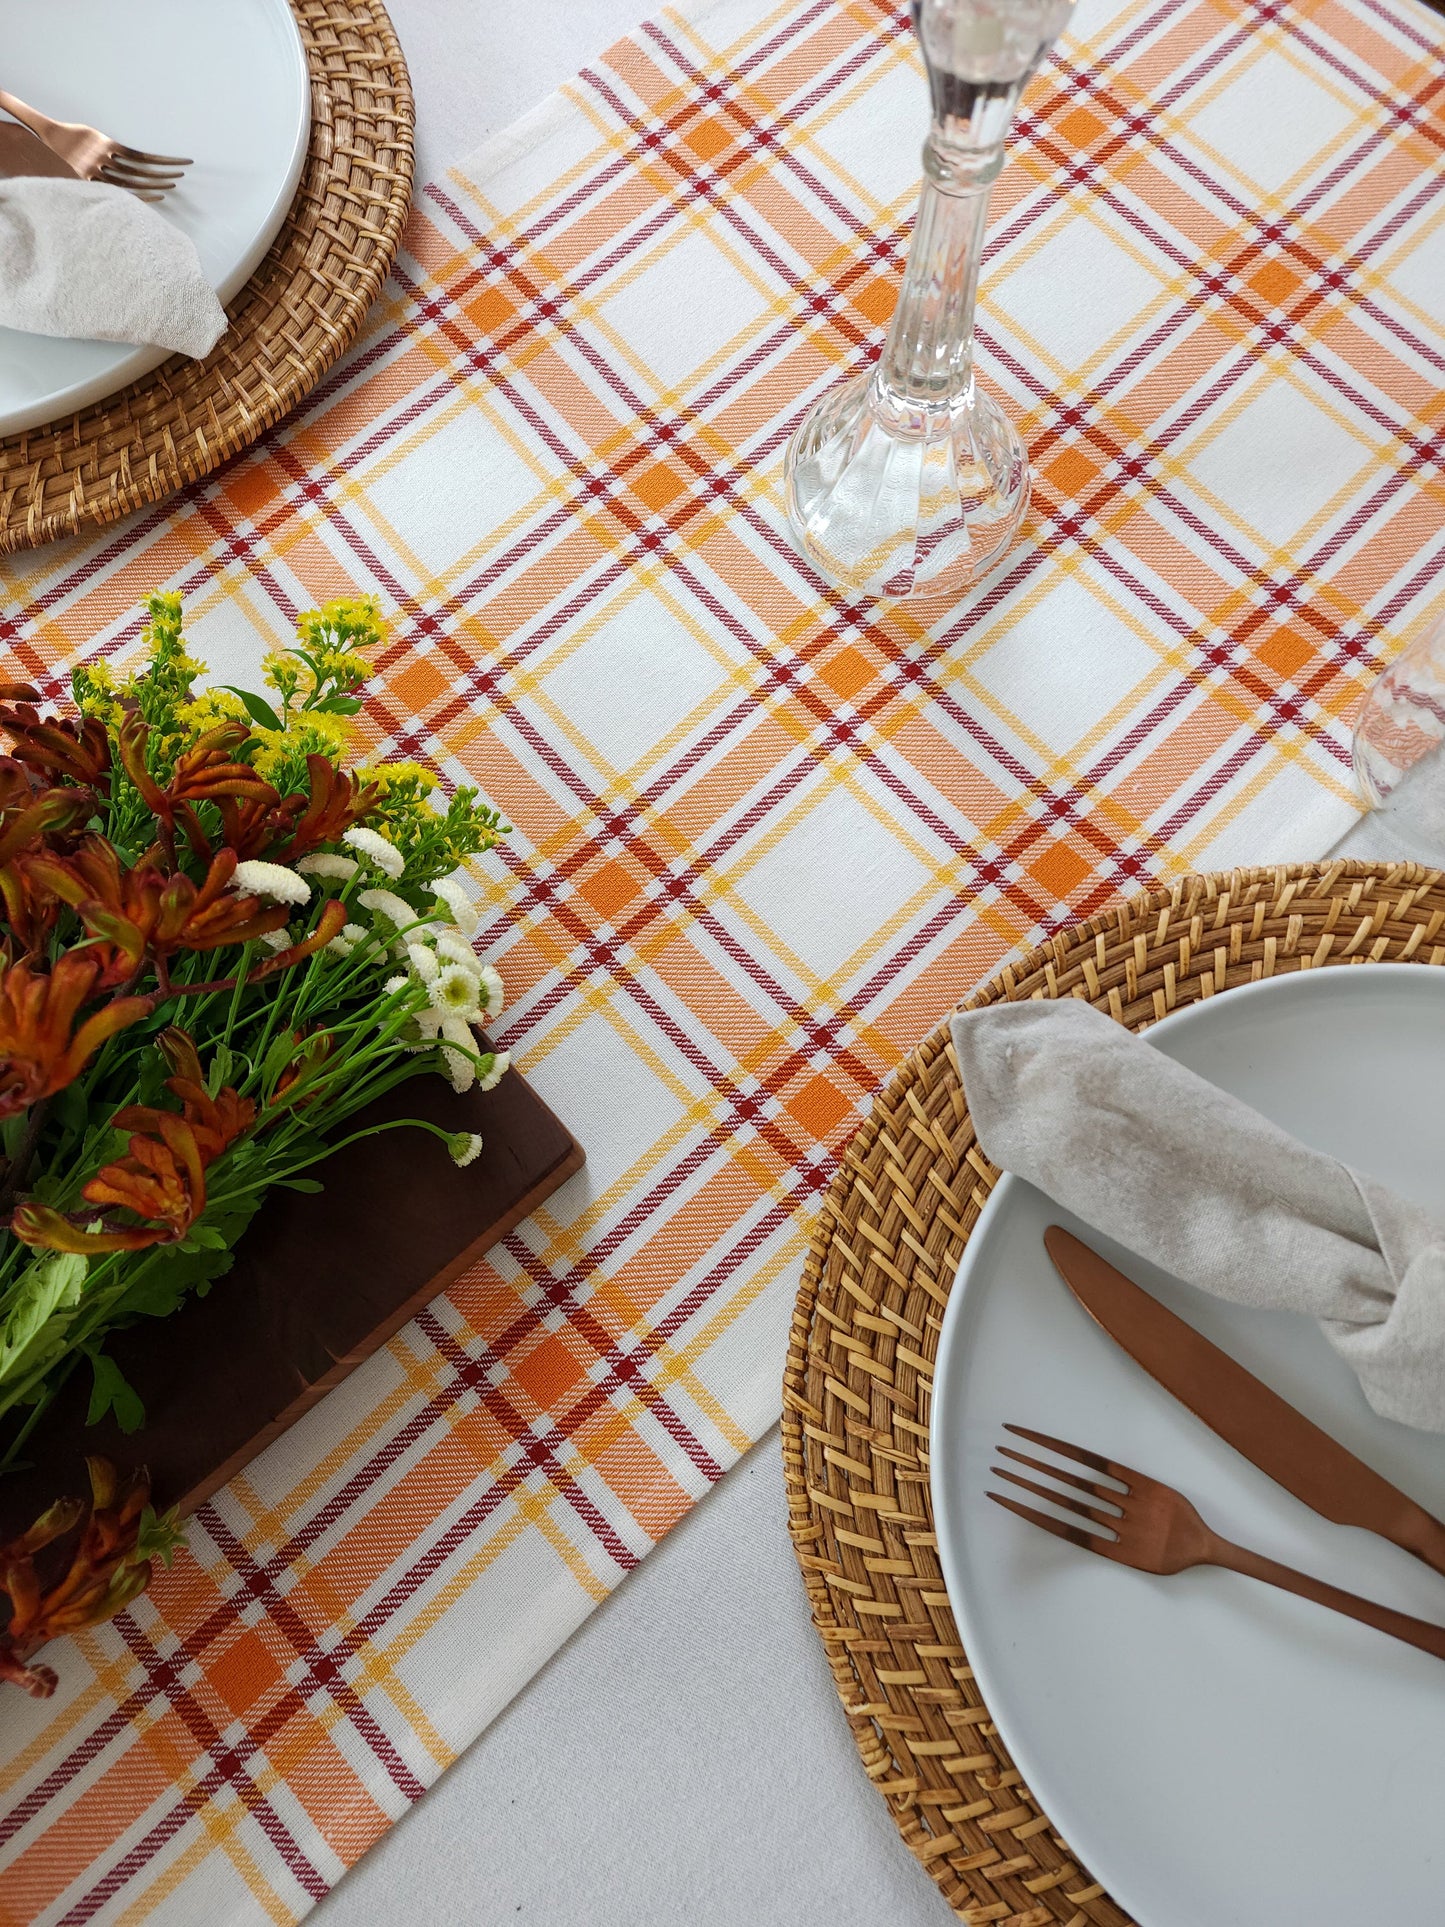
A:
2,0,1443,1916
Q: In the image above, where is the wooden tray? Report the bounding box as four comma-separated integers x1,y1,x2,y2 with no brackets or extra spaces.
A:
0,1065,583,1538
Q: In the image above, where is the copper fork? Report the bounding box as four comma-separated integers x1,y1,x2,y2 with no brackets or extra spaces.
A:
0,88,190,200
990,1424,1445,1664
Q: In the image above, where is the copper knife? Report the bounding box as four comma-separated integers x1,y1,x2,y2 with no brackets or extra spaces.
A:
0,121,81,181
1044,1224,1445,1580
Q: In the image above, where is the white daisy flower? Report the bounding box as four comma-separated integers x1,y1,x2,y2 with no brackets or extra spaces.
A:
326,920,369,958
358,886,419,933
344,825,405,878
261,927,293,951
478,962,504,1019
383,974,409,997
297,852,359,881
429,963,482,1020
478,1049,510,1093
432,875,480,936
448,1132,484,1168
434,929,478,969
440,1046,474,1093
405,942,440,984
231,860,311,906
439,1013,478,1093
402,1007,443,1054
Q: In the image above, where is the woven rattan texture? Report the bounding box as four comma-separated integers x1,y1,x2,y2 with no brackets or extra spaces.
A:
0,0,414,556
783,861,1445,1927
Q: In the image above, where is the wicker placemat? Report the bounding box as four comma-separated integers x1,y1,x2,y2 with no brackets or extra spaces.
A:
783,860,1445,1926
0,0,413,555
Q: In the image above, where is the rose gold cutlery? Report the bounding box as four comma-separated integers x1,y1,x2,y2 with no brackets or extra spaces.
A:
0,122,78,181
1044,1225,1445,1579
0,89,190,200
990,1424,1445,1664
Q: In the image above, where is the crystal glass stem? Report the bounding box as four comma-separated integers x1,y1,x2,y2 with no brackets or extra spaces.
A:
875,137,996,419
784,0,1073,603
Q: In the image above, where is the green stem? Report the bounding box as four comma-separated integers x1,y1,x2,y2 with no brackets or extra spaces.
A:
206,1114,458,1206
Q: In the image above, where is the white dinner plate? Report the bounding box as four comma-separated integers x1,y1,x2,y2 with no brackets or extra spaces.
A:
931,964,1445,1927
0,0,309,435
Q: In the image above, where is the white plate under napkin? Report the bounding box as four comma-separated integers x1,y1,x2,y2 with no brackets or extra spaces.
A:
0,0,309,435
931,964,1445,1927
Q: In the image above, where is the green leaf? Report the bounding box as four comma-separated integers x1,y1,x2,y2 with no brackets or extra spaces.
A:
311,695,364,716
221,686,283,732
260,1030,299,1085
53,1080,93,1137
206,1043,234,1096
137,1504,187,1570
0,1252,88,1384
178,1225,229,1252
278,1176,325,1193
85,1352,146,1434
113,1192,265,1322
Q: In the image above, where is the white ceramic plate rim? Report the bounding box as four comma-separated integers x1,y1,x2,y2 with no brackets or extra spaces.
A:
930,962,1444,1927
0,0,310,435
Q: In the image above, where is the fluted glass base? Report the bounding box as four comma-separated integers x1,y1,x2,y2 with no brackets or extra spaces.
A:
784,370,1029,602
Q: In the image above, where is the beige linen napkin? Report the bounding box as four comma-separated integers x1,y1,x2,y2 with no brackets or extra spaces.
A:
0,177,226,356
951,998,1445,1432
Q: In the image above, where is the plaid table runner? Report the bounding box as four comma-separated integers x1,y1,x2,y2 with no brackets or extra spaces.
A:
2,0,1442,1916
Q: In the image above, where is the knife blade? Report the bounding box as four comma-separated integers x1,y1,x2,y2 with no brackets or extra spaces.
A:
1044,1224,1445,1580
0,121,81,181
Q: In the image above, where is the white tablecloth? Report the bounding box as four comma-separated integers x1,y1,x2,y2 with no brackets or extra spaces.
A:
315,7,1395,1921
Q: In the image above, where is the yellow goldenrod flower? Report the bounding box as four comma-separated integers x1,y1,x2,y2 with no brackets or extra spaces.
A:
358,759,437,798
176,689,249,735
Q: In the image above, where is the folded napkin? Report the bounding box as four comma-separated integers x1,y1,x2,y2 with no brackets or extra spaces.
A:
0,177,226,357
951,998,1445,1432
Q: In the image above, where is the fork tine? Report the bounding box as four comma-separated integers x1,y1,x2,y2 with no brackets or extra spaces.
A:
992,1465,1121,1531
98,174,179,199
998,1446,1124,1511
100,161,186,187
100,177,180,198
987,1490,1110,1553
115,144,193,168
1003,1422,1129,1485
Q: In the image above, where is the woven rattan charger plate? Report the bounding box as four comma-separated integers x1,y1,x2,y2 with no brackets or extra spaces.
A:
0,0,413,556
783,860,1445,1927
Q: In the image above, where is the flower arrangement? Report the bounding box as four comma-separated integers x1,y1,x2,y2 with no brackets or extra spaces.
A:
0,593,509,1693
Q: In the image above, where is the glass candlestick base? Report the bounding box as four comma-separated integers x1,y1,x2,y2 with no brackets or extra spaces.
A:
1353,612,1445,863
785,0,1073,603
785,370,1029,601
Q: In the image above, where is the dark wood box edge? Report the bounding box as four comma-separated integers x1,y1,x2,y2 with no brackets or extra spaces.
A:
181,1123,585,1517
0,1066,584,1539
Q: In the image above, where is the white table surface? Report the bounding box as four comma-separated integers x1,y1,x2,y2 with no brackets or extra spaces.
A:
316,8,1395,1922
